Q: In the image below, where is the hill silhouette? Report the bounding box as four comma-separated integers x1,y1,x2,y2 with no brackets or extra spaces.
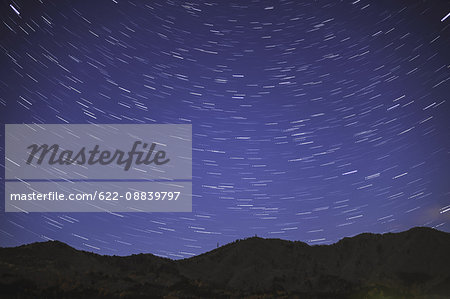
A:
1,227,449,298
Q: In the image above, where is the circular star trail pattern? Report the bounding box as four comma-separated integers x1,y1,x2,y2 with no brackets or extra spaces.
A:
0,0,449,258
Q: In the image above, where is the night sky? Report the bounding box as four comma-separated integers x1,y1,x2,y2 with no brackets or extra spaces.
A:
0,0,449,258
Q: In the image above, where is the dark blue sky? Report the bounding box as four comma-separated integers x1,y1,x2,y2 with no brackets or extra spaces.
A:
0,0,449,258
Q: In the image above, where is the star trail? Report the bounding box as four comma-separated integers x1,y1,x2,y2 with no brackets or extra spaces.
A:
0,0,449,258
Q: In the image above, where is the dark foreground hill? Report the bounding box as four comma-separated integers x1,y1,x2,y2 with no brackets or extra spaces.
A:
1,227,449,298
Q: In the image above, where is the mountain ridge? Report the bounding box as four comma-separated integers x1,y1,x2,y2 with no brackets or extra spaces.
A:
4,226,443,257
1,226,449,298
